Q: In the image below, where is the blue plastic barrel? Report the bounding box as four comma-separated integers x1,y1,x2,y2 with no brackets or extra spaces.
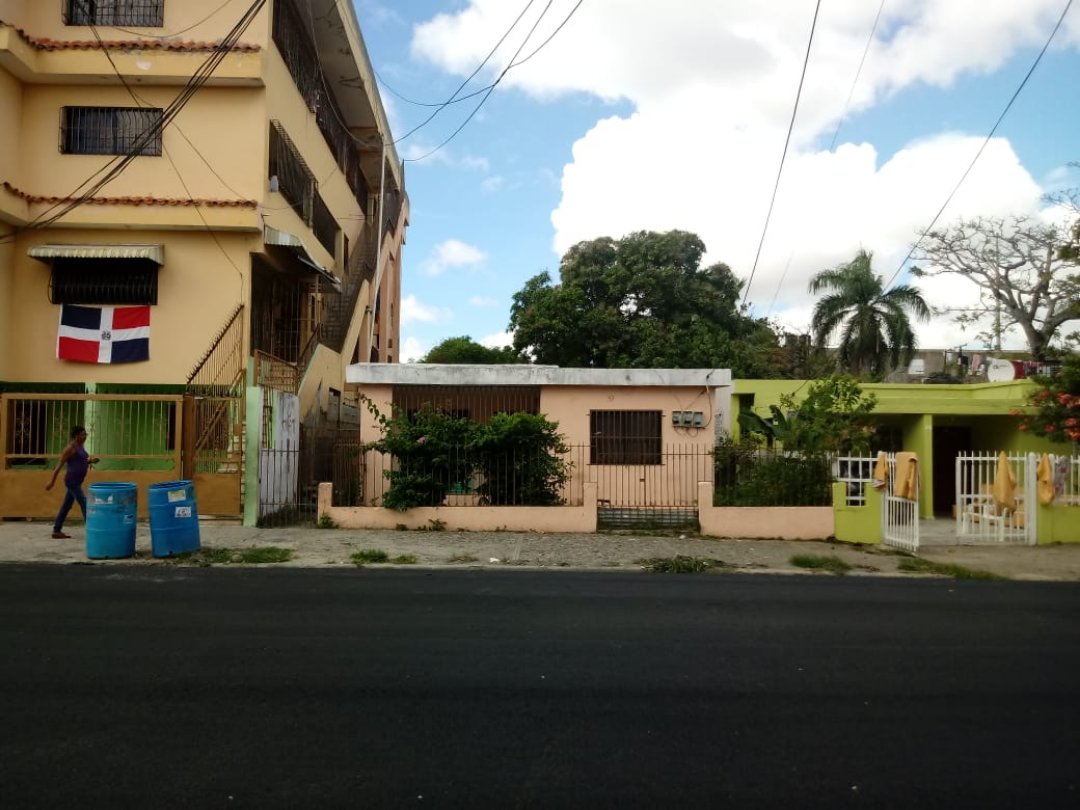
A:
148,480,201,557
86,482,137,559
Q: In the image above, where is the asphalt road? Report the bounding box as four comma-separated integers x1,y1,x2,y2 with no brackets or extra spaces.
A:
1,567,1078,809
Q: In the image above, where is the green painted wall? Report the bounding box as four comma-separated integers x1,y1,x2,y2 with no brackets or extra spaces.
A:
243,384,262,527
1037,502,1080,544
832,482,881,544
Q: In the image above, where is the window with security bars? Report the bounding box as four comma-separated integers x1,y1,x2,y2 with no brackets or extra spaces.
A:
61,107,163,156
64,0,164,26
590,410,662,465
49,259,159,305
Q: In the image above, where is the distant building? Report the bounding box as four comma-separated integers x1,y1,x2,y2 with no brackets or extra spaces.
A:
0,0,407,523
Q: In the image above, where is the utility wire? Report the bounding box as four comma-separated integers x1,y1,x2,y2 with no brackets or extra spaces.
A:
828,0,886,152
881,0,1074,292
23,0,267,232
404,0,585,163
741,0,823,308
109,0,239,39
766,0,885,317
391,0,539,145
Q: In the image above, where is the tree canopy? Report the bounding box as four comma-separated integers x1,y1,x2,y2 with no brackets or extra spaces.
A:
808,250,930,379
508,230,779,375
420,336,522,365
910,215,1080,361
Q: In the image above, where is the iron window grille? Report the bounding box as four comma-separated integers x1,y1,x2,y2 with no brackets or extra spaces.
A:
49,259,159,305
590,410,663,465
60,107,163,156
64,0,164,27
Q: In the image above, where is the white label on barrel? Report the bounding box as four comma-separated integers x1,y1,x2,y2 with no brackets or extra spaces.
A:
167,489,187,503
175,506,192,518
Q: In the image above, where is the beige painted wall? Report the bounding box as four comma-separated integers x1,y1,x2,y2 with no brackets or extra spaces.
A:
0,60,23,197
17,84,264,208
540,385,723,448
0,238,11,380
1,1,270,49
10,228,254,383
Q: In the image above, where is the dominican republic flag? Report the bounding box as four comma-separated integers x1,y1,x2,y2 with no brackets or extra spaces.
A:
57,305,150,364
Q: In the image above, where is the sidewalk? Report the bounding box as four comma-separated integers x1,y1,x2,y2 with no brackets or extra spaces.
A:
2,519,1079,580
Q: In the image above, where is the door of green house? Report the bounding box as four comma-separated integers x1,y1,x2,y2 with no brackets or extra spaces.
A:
933,426,972,516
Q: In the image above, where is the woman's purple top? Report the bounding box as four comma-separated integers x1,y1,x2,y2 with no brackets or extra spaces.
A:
65,443,90,486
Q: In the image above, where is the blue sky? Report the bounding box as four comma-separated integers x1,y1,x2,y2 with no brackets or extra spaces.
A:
353,0,1080,362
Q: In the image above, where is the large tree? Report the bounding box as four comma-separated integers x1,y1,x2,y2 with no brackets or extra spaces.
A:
420,336,522,364
809,249,930,379
508,230,778,375
910,215,1080,361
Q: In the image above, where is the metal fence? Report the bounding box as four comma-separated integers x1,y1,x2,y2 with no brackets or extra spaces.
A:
713,445,834,506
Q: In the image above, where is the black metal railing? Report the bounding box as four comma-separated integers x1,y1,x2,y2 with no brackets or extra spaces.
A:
312,192,338,257
60,107,162,156
65,0,164,26
269,122,315,223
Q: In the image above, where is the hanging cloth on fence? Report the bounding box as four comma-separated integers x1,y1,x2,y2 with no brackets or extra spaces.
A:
1037,453,1056,506
894,452,918,500
991,451,1017,513
871,451,889,491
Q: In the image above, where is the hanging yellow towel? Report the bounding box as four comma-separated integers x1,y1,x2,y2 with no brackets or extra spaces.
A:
991,451,1017,513
894,452,918,500
1037,453,1056,506
871,451,889,490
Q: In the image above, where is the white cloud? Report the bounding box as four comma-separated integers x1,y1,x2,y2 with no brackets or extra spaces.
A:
481,175,505,192
400,336,430,363
409,0,1080,350
400,293,451,325
479,330,513,348
421,238,488,277
470,296,497,307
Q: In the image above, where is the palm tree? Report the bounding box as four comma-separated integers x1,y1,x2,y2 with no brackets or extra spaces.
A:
808,250,930,378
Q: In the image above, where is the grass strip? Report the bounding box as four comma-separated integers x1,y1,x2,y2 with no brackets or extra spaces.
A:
898,556,1006,580
790,554,852,575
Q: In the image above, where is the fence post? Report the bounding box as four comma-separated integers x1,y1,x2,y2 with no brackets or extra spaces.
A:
181,395,196,480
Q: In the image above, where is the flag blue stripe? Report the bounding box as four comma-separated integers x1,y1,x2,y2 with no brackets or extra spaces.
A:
61,304,102,331
110,338,149,364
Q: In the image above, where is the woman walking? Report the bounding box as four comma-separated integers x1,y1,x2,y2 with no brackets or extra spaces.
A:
45,425,99,539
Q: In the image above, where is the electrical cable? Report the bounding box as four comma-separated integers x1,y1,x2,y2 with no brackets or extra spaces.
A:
766,0,885,318
882,0,1074,292
391,0,539,145
741,0,823,309
109,0,240,39
23,0,267,232
827,0,886,152
405,0,590,163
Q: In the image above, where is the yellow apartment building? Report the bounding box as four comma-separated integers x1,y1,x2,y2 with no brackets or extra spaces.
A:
0,0,407,524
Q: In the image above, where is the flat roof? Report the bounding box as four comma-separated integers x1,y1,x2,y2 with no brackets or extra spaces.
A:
346,364,732,388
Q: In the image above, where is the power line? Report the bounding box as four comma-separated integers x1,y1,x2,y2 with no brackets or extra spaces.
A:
391,0,539,145
404,0,586,163
766,0,885,317
741,0,823,308
827,0,886,152
22,0,267,232
109,0,240,39
882,0,1074,292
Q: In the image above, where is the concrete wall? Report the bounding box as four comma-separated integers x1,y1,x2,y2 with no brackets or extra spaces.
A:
1037,502,1080,545
697,482,834,540
832,482,882,544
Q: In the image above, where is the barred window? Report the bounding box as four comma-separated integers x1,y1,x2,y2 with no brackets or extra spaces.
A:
590,410,662,465
61,107,163,156
49,259,159,305
65,0,164,27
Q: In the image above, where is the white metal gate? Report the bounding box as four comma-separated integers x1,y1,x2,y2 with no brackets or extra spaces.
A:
955,453,1036,545
881,454,920,553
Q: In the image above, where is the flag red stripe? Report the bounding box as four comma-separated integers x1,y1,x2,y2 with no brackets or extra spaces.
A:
111,306,151,330
58,337,101,363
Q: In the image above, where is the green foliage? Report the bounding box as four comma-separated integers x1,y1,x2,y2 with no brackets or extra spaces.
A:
1017,356,1080,444
637,556,724,573
361,398,571,510
790,554,852,575
508,230,781,375
897,556,1005,580
316,513,337,529
167,547,294,565
351,549,390,565
390,554,418,565
713,438,832,506
421,336,522,364
780,376,877,455
809,249,930,379
472,412,570,506
362,399,477,511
